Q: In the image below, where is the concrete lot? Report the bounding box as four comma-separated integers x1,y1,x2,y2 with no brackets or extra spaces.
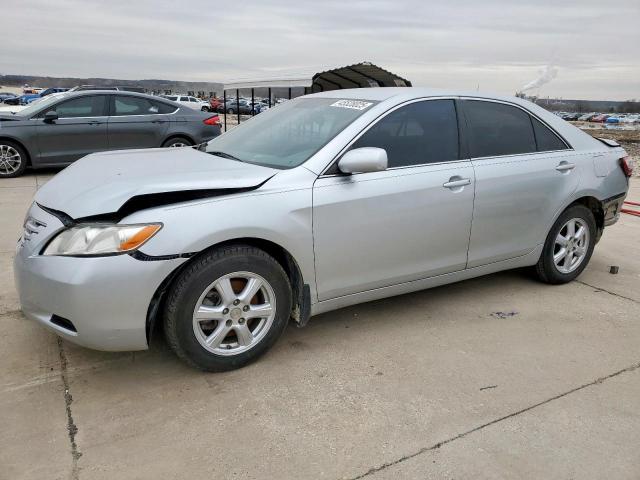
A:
1,172,639,480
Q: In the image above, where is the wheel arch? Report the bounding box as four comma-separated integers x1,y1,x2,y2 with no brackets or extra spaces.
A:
162,133,196,147
145,237,309,345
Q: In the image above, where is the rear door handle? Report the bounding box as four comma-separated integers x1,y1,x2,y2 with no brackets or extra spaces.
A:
88,120,102,125
556,162,576,172
443,178,471,189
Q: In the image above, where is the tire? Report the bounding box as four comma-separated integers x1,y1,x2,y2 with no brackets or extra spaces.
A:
164,245,292,371
201,106,210,112
227,108,234,115
162,137,193,148
535,204,596,284
0,140,28,178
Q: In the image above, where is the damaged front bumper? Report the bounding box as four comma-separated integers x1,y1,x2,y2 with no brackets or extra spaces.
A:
13,203,186,351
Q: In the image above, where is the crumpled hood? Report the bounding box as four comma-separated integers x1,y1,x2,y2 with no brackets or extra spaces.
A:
35,147,277,219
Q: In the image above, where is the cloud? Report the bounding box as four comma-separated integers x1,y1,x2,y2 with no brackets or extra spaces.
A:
1,0,639,100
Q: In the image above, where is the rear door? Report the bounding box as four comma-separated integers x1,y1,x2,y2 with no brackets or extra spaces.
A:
461,99,577,267
107,95,172,149
35,94,108,165
313,99,475,300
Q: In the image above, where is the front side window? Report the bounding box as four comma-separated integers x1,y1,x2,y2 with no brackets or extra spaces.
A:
112,96,161,116
206,97,378,169
464,100,536,157
50,95,107,118
351,99,459,168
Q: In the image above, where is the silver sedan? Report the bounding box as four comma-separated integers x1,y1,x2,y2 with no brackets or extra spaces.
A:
14,88,631,370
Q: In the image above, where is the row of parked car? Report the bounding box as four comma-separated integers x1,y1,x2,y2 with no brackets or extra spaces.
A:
555,111,640,124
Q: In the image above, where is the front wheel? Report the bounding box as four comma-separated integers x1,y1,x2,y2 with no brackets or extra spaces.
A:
0,141,28,178
164,245,292,371
535,204,596,284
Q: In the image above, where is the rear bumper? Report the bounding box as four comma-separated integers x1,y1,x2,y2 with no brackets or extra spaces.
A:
603,192,627,226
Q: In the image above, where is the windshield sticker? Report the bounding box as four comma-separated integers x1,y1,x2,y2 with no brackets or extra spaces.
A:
330,100,373,111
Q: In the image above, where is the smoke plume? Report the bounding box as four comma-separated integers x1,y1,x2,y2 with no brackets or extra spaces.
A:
522,64,558,92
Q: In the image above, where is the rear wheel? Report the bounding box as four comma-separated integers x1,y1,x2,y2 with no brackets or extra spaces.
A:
227,108,234,115
201,106,210,112
164,245,292,371
0,141,28,178
162,137,193,148
535,205,596,284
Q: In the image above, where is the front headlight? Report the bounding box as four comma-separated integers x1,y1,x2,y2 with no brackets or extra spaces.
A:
42,223,162,256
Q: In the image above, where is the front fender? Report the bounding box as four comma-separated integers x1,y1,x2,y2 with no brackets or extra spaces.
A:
123,184,317,302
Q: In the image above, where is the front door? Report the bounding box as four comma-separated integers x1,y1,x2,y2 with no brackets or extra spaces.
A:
35,95,109,165
313,99,475,301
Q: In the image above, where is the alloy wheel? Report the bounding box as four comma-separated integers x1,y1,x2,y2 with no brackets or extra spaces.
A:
553,218,590,274
192,271,276,356
0,145,22,175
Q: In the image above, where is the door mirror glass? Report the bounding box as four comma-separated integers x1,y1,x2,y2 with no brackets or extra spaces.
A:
338,147,388,174
43,110,58,123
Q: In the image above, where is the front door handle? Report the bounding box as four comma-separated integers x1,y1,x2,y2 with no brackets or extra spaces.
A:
443,178,471,189
556,162,576,172
88,120,102,126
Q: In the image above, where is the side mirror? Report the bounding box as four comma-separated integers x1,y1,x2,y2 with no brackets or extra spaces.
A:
338,147,388,174
43,110,58,123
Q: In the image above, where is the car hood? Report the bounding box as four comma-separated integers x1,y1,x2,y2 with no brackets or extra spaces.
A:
0,113,24,121
35,147,278,219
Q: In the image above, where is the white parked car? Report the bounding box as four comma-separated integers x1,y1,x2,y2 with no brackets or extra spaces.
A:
161,95,211,112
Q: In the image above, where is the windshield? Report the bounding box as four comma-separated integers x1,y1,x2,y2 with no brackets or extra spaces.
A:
205,97,378,169
15,93,72,117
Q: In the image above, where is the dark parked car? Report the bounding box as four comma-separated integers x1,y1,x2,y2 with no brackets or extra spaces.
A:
224,98,262,114
0,92,18,103
3,94,37,106
0,91,221,177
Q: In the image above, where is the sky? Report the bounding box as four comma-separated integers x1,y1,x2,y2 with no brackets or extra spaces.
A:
2,0,639,100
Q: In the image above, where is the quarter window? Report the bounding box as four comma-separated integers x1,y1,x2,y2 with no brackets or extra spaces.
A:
532,117,568,151
351,100,459,168
464,100,536,157
50,96,106,118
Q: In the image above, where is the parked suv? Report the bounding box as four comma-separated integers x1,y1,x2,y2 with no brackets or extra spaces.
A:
160,95,211,111
0,91,221,177
14,89,630,371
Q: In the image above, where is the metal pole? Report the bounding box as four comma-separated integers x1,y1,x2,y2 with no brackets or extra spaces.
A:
236,89,240,125
268,87,271,107
251,88,255,116
288,87,292,100
223,90,227,132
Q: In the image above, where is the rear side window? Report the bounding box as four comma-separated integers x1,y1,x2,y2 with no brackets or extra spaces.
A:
153,100,177,114
112,96,162,115
352,99,459,168
50,95,107,118
531,117,568,151
165,96,178,101
464,100,536,157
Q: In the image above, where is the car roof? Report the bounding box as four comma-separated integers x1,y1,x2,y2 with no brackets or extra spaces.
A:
306,87,538,105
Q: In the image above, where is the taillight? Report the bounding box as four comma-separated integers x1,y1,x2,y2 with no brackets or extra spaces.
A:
620,156,633,177
204,115,220,126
